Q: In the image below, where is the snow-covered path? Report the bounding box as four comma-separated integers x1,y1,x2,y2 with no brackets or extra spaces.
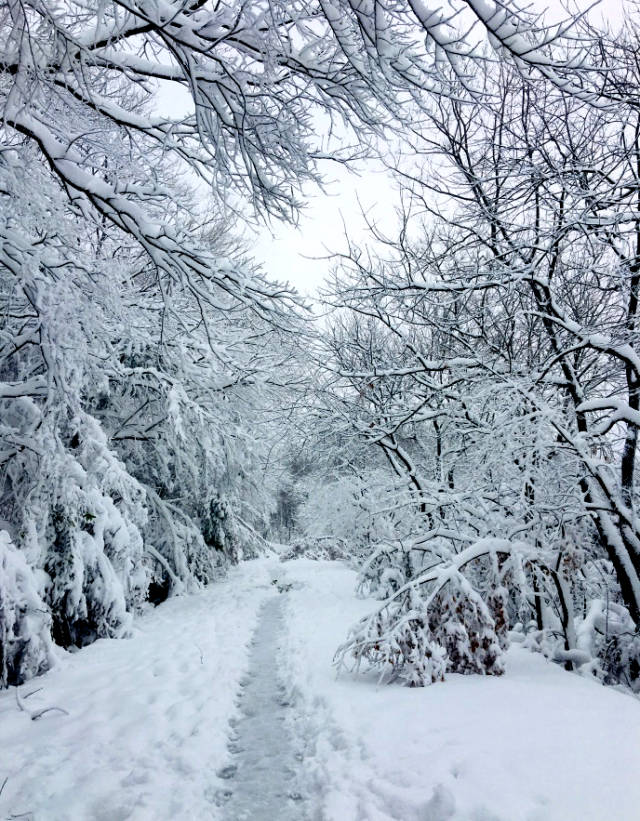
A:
1,557,639,821
0,561,275,821
220,595,305,820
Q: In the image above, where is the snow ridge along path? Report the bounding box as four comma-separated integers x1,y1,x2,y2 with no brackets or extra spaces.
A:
219,592,306,820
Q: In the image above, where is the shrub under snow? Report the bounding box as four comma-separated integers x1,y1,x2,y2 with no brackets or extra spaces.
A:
0,531,54,687
337,541,511,686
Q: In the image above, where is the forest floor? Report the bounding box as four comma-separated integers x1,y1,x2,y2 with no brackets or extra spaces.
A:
1,557,639,821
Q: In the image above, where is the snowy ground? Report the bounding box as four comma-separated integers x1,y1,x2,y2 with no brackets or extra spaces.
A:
1,558,639,821
0,561,272,821
280,560,640,821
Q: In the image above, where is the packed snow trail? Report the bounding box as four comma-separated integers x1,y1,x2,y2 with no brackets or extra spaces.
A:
219,594,306,820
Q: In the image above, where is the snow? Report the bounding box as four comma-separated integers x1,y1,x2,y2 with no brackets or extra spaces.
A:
2,557,639,821
0,561,272,821
280,559,640,821
220,596,304,820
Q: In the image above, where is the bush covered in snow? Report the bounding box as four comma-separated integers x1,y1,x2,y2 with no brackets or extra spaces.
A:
337,541,512,685
0,532,54,686
338,532,640,691
279,537,356,563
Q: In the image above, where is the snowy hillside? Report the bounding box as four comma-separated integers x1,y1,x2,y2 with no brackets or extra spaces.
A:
2,559,638,821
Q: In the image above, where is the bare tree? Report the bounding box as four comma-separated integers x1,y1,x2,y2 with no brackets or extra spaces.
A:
322,40,640,687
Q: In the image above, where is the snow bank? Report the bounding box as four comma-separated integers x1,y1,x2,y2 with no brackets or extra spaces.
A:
0,560,273,821
281,559,640,821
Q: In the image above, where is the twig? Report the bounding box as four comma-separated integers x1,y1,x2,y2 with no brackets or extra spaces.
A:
14,687,69,721
22,688,43,700
30,706,69,721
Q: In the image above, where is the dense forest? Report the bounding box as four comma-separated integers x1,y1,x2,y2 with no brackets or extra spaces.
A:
1,0,639,700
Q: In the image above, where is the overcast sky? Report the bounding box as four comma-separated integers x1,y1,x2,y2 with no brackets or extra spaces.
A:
248,158,397,298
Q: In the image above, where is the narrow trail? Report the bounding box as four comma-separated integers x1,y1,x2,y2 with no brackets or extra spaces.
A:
218,593,307,821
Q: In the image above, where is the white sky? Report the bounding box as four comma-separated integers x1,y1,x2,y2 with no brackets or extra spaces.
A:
249,158,398,298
